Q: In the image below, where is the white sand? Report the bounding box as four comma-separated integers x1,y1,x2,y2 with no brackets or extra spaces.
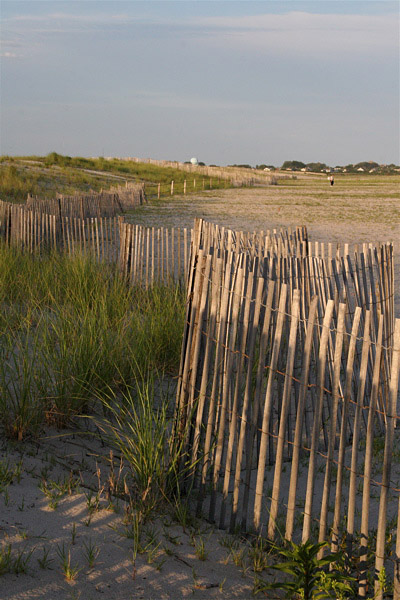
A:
0,429,258,600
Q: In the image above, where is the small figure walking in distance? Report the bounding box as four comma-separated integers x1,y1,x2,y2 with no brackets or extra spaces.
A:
328,175,334,186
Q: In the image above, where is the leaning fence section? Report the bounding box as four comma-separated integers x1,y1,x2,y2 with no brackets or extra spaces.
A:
191,218,395,377
174,243,399,599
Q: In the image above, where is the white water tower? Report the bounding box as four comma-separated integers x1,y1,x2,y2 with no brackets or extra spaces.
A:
190,157,199,166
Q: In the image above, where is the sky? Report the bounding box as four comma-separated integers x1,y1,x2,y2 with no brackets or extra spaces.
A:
1,1,399,166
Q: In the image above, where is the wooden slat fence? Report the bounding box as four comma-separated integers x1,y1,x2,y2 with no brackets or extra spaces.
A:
0,201,58,251
27,192,123,219
0,200,192,283
25,183,146,219
175,243,399,598
0,203,395,352
60,215,121,262
191,219,395,394
106,182,147,210
118,221,190,286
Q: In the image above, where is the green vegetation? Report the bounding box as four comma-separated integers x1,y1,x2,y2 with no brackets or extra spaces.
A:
0,165,41,202
278,159,398,173
0,544,34,575
56,542,81,581
255,540,355,599
305,162,328,172
96,380,187,520
281,160,307,171
227,163,253,169
255,164,276,170
0,161,112,203
0,153,229,203
0,246,185,440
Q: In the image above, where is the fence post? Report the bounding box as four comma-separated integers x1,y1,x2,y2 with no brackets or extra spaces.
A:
171,180,174,195
157,183,161,199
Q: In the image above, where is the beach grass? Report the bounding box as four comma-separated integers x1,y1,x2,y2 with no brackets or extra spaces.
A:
0,245,185,439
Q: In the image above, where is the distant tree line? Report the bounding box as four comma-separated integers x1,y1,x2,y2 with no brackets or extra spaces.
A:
225,160,398,173
279,160,399,173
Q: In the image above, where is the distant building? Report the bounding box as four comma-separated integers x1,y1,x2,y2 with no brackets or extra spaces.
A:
190,157,199,166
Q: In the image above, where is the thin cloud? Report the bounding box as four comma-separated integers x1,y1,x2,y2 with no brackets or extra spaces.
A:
191,12,398,58
4,9,397,60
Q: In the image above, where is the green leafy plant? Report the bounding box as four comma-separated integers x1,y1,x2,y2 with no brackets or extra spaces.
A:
0,246,185,438
0,325,46,440
39,475,78,510
0,544,13,575
10,546,34,575
257,540,354,599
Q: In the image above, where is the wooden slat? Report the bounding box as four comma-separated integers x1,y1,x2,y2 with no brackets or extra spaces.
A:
302,299,335,542
253,284,288,532
268,288,301,538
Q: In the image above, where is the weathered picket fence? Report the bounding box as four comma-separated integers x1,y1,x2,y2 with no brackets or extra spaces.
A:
106,181,147,211
118,221,191,285
25,182,146,218
190,219,395,390
174,230,399,598
0,200,193,283
26,192,123,218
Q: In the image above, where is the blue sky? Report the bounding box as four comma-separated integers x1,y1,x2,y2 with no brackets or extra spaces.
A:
1,1,399,166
